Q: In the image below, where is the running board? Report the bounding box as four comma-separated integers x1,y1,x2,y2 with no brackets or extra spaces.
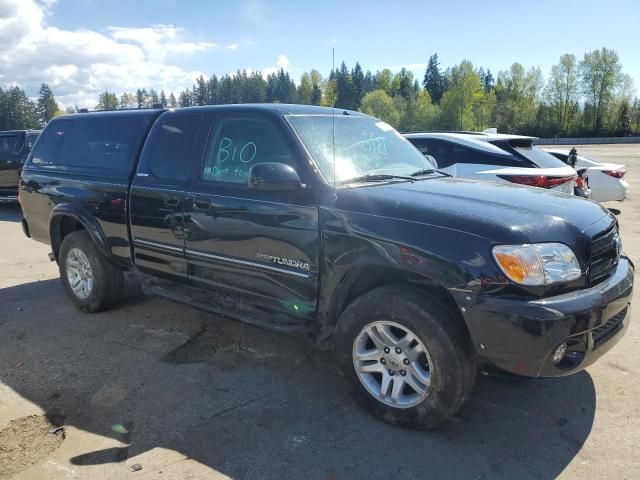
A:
142,278,311,334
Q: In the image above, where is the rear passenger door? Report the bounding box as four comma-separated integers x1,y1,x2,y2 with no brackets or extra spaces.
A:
183,112,319,324
129,111,204,281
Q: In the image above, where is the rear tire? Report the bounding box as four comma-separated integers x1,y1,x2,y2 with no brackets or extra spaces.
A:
334,286,476,429
58,230,123,313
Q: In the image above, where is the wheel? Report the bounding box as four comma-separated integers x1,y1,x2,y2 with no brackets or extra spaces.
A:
58,230,123,313
334,286,477,429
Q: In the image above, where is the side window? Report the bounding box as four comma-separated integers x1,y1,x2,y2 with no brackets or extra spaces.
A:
451,145,523,167
148,113,202,181
421,140,456,168
409,139,438,168
30,116,153,171
31,120,73,165
0,134,23,154
201,117,294,184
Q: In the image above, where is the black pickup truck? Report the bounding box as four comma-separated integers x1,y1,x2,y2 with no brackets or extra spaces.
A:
0,130,40,202
19,105,634,429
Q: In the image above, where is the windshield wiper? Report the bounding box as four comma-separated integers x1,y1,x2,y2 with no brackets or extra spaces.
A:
409,168,451,177
340,174,415,185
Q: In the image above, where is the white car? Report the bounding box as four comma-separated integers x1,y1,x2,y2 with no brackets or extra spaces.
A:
544,149,628,202
404,131,579,195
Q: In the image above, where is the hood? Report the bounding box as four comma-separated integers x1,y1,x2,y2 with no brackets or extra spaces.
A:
335,176,613,245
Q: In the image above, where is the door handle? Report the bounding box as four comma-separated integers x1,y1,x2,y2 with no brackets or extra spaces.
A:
193,198,210,211
164,195,180,207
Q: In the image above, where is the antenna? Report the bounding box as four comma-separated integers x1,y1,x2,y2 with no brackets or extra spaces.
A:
332,47,336,189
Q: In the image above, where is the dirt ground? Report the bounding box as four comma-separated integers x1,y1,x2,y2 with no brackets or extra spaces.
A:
0,144,638,480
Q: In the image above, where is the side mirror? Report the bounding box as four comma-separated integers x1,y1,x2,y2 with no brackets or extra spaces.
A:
248,162,305,192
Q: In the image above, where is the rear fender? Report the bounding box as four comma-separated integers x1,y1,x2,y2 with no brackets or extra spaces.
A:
49,203,113,263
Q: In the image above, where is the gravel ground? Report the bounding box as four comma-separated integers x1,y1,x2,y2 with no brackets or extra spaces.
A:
0,144,638,480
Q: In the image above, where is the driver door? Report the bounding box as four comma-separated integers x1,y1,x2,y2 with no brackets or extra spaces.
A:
183,112,320,323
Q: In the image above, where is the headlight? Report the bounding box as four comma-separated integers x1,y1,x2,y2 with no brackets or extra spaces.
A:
493,243,581,286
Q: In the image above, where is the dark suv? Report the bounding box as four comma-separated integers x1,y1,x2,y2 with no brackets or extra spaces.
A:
0,130,40,202
19,105,633,429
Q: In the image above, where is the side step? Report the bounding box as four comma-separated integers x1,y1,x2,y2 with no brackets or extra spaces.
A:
142,278,311,334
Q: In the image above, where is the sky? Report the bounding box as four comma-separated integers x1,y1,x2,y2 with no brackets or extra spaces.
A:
1,0,639,108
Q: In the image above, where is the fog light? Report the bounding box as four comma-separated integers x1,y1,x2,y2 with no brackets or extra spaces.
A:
552,343,567,364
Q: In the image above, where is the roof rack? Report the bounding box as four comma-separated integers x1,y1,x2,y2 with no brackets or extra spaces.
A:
402,130,487,135
80,105,167,113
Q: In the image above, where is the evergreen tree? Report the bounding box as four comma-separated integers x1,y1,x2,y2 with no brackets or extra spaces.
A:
351,62,365,108
423,54,446,104
136,88,149,108
483,69,495,92
0,87,38,129
207,75,219,104
149,89,160,106
363,70,375,95
36,83,59,126
310,82,322,105
309,69,324,105
394,68,414,101
194,75,208,105
168,92,177,108
159,90,168,107
335,62,354,109
616,100,631,136
178,90,192,107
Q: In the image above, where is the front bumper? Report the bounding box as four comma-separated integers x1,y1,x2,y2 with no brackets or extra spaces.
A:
451,256,634,377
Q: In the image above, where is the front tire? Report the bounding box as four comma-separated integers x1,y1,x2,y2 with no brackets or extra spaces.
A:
334,286,476,429
59,230,123,313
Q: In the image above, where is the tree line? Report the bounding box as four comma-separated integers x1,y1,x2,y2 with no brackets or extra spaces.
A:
2,48,639,137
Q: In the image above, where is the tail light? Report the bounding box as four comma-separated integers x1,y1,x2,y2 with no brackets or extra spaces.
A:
497,174,577,189
602,170,625,179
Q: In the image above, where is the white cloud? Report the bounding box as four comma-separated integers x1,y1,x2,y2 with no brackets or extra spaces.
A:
0,0,236,108
261,54,291,77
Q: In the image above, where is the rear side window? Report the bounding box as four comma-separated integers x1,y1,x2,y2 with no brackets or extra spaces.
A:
148,113,202,181
450,144,522,167
0,134,23,154
201,117,294,184
413,139,533,168
30,115,153,171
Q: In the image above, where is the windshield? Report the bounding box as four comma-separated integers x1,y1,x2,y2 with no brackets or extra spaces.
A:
287,115,436,185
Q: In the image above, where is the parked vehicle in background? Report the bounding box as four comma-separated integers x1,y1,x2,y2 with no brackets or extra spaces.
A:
404,131,581,195
19,106,634,429
0,130,40,203
545,148,628,202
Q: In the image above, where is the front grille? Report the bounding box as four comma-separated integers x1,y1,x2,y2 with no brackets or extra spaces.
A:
592,307,627,348
589,225,620,286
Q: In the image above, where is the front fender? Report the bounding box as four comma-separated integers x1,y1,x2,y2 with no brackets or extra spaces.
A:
315,208,501,342
49,203,113,262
